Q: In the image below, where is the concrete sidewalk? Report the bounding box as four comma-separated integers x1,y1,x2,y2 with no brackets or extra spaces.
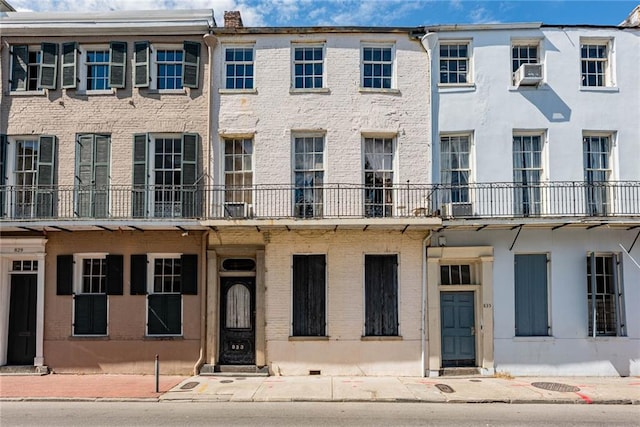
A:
1,373,639,404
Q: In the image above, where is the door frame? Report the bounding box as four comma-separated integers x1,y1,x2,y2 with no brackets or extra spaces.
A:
0,238,47,367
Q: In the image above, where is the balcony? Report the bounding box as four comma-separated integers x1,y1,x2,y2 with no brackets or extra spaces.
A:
0,181,638,231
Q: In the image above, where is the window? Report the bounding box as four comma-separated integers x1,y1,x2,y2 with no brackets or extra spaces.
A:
440,264,472,285
223,138,253,217
511,42,539,85
294,135,324,218
75,134,110,218
86,49,110,90
364,137,394,218
587,253,625,337
293,45,324,89
581,40,611,87
131,254,197,336
1,135,57,218
133,41,200,90
224,47,254,90
361,45,393,89
62,42,127,90
440,135,471,203
513,134,543,216
10,43,57,91
439,43,469,84
583,134,611,216
364,255,398,336
55,254,123,336
292,255,326,336
515,254,548,336
132,133,199,218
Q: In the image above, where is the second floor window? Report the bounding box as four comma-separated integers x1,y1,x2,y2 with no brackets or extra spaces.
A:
440,43,469,84
294,136,324,218
362,45,393,89
513,134,543,216
583,134,611,216
224,138,253,217
440,135,471,203
364,137,394,217
293,45,324,89
225,47,254,90
156,49,183,90
581,41,610,87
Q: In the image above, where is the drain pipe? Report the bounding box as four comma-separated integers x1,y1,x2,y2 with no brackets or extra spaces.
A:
421,231,433,377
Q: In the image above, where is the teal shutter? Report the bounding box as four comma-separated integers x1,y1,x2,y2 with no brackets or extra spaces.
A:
514,254,548,336
37,135,56,217
109,41,127,88
61,42,77,89
130,254,147,295
39,43,58,90
0,135,6,216
134,41,149,88
181,133,199,217
74,294,107,335
132,134,148,217
148,294,181,335
106,254,123,295
181,254,198,295
75,134,94,217
182,41,200,89
93,135,110,217
10,45,28,91
56,255,73,295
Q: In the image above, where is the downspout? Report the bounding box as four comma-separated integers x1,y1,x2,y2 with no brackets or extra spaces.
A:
421,231,433,377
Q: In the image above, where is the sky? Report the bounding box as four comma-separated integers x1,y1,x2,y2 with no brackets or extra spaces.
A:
6,0,639,27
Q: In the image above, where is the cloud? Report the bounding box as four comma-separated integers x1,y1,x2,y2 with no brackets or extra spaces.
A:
468,5,499,24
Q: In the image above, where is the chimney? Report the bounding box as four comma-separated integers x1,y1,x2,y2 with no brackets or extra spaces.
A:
224,11,243,28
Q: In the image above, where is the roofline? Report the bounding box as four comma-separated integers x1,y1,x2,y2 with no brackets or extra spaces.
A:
0,0,15,12
213,26,419,36
422,22,542,32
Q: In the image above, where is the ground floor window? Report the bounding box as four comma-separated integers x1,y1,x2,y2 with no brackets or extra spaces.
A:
364,254,398,336
292,254,326,336
587,253,625,337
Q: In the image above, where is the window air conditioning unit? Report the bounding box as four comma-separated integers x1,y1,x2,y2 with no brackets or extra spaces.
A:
441,202,473,218
514,63,543,87
224,202,251,218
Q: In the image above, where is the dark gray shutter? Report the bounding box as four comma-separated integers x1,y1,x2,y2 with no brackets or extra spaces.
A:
182,41,200,89
293,255,326,336
365,255,398,336
74,294,107,335
106,254,123,295
130,254,148,295
181,133,199,217
132,134,148,217
93,135,110,217
61,42,77,89
0,135,6,216
37,135,56,218
10,45,28,91
39,42,58,90
109,41,127,88
75,134,94,217
181,254,198,295
148,294,181,335
134,41,149,88
56,255,73,295
515,254,548,336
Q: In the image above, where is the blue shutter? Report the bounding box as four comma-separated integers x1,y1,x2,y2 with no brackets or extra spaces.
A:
37,135,56,218
75,134,94,217
74,294,107,335
134,41,149,88
39,43,58,90
132,134,148,217
61,42,77,89
10,45,28,91
514,254,548,336
109,41,127,88
181,133,199,217
182,41,200,89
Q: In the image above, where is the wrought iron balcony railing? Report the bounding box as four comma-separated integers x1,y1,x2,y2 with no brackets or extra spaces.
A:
0,181,639,222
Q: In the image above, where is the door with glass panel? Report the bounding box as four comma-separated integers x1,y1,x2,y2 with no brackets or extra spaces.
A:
294,136,324,218
513,135,542,216
219,277,255,365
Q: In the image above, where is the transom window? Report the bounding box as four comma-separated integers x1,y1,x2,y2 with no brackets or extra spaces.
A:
364,137,394,217
440,43,469,84
440,264,472,285
156,49,183,90
581,41,609,87
225,47,254,90
293,45,324,89
86,49,110,91
11,260,38,272
440,135,471,203
362,45,393,89
294,136,324,218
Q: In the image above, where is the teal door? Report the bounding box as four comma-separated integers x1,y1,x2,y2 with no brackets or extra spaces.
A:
441,291,475,367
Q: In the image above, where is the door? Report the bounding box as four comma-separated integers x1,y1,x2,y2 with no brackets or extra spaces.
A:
441,291,475,367
7,274,37,365
219,277,255,365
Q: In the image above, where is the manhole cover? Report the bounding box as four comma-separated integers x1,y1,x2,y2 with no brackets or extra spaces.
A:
435,383,455,393
180,381,199,390
531,382,580,392
220,379,234,384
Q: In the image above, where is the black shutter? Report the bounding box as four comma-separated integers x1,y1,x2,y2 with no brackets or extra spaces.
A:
132,134,148,217
181,254,198,295
130,254,147,295
293,255,326,336
74,294,107,335
109,41,127,88
182,41,200,89
0,135,6,216
365,255,398,336
61,42,77,89
134,41,149,88
56,255,73,295
10,45,28,91
148,294,181,335
181,133,199,217
36,135,56,218
106,254,124,295
39,42,58,89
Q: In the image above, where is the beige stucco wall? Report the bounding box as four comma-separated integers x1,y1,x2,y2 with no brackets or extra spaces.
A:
43,230,204,374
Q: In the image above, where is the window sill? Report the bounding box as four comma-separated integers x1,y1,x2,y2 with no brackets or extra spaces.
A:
358,87,400,95
512,336,554,342
361,335,403,341
144,335,184,340
10,90,47,96
69,335,109,340
145,88,188,95
219,88,258,95
586,335,627,342
76,89,116,96
438,83,476,93
289,88,330,94
289,336,329,341
579,86,619,93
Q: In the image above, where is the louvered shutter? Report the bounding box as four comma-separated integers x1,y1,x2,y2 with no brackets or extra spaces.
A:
130,254,147,295
181,133,199,217
132,134,148,217
61,42,77,89
75,134,94,217
134,41,149,88
181,254,198,295
109,41,127,88
74,294,107,335
514,254,548,336
39,43,58,89
293,255,326,336
148,294,181,335
182,41,200,89
56,255,73,295
10,45,28,91
106,254,123,295
0,135,6,216
37,135,56,218
93,135,110,217
365,255,398,336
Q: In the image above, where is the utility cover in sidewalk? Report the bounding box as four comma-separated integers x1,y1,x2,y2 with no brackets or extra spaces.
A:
180,382,199,390
435,384,455,393
531,382,580,392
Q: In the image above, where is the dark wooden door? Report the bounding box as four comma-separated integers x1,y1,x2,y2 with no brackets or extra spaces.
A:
441,291,475,367
7,274,37,365
219,277,255,365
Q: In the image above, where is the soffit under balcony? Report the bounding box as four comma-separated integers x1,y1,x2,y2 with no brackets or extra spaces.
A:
438,217,640,232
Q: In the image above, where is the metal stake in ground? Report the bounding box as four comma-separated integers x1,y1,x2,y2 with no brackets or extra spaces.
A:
155,354,159,393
